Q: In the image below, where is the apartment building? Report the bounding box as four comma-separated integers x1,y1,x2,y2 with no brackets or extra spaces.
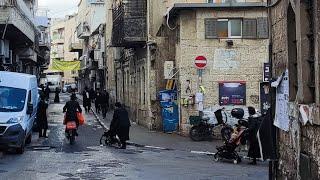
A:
76,0,106,91
49,16,79,84
106,0,269,134
0,0,42,76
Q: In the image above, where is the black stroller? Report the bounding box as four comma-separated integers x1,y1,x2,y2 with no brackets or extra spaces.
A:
100,129,121,147
214,108,249,164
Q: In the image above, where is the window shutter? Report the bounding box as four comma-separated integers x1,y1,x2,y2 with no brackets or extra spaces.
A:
257,17,268,39
205,18,217,39
242,19,257,39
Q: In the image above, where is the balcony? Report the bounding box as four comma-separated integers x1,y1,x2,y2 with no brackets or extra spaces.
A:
112,0,147,47
0,0,37,43
39,33,50,50
76,22,91,39
51,50,64,59
69,42,83,53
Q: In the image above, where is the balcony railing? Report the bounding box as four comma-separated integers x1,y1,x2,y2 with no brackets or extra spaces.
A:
112,0,147,47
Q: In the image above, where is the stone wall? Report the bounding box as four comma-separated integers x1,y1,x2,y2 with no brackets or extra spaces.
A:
270,0,320,179
176,9,269,134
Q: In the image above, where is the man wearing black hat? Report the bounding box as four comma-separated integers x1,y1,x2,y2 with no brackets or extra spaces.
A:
110,102,131,149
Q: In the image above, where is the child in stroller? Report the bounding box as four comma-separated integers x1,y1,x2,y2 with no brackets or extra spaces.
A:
100,129,121,147
214,108,249,164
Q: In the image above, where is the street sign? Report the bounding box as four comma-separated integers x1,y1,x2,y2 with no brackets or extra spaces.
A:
263,63,271,82
195,56,207,69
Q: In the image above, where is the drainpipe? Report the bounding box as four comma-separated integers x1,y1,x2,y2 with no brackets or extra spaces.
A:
146,0,153,130
267,0,278,179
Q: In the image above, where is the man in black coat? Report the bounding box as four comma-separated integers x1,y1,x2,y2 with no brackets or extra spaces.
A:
247,106,261,165
82,87,91,113
45,85,50,101
110,102,131,149
101,90,109,119
63,94,82,127
37,95,48,138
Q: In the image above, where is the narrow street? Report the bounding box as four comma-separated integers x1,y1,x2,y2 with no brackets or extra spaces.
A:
0,93,268,180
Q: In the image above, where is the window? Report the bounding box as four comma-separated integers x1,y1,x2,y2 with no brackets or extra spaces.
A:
217,19,228,38
229,19,242,37
205,17,268,39
214,19,242,38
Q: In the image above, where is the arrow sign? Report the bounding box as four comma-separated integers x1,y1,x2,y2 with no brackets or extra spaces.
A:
195,56,207,69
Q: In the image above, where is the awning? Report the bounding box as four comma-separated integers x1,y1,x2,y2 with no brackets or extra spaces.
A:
165,2,267,17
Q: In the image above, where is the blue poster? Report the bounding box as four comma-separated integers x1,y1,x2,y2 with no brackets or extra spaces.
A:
219,82,246,106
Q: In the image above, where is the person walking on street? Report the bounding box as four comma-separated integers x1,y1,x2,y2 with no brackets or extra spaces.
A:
101,90,109,119
63,93,82,130
54,87,60,103
37,94,48,138
82,87,91,113
89,88,96,104
45,85,50,101
110,102,131,149
247,106,261,165
95,91,102,114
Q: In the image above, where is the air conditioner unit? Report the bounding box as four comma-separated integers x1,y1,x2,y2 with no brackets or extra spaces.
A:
3,50,13,65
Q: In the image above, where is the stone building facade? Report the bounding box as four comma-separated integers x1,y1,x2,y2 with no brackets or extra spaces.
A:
106,0,270,133
49,16,79,84
105,0,177,130
76,0,106,92
166,3,269,134
0,0,41,75
270,0,320,179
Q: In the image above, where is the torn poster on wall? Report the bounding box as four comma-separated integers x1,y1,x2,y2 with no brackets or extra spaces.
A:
213,49,240,70
299,105,313,125
273,70,290,131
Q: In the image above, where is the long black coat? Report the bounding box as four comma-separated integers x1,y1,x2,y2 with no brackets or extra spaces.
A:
110,107,131,141
82,91,90,107
63,100,82,124
247,116,261,158
37,100,48,129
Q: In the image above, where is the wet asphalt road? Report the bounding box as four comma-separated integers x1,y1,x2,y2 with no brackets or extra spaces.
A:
0,93,268,180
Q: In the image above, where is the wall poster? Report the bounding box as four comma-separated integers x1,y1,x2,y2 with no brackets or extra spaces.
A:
219,82,246,106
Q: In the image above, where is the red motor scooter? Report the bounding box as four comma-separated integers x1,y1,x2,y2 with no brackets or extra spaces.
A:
66,121,77,145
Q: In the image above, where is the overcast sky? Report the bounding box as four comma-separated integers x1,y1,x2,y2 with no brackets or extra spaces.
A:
38,0,80,18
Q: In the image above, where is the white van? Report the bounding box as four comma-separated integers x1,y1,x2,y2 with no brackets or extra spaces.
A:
0,71,38,154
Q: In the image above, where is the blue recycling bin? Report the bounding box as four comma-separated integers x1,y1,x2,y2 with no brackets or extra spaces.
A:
159,90,179,133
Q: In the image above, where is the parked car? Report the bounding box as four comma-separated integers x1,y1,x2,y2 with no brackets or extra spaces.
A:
0,71,38,154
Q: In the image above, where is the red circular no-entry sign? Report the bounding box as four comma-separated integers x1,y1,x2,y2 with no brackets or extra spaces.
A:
194,56,207,69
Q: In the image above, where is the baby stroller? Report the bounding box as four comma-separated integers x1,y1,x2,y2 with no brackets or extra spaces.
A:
100,129,121,147
214,108,249,164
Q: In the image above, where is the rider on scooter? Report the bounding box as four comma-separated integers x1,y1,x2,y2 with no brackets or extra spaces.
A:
63,93,82,134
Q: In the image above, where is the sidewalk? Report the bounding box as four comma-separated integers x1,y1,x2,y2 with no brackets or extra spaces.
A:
94,109,223,153
74,94,223,153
